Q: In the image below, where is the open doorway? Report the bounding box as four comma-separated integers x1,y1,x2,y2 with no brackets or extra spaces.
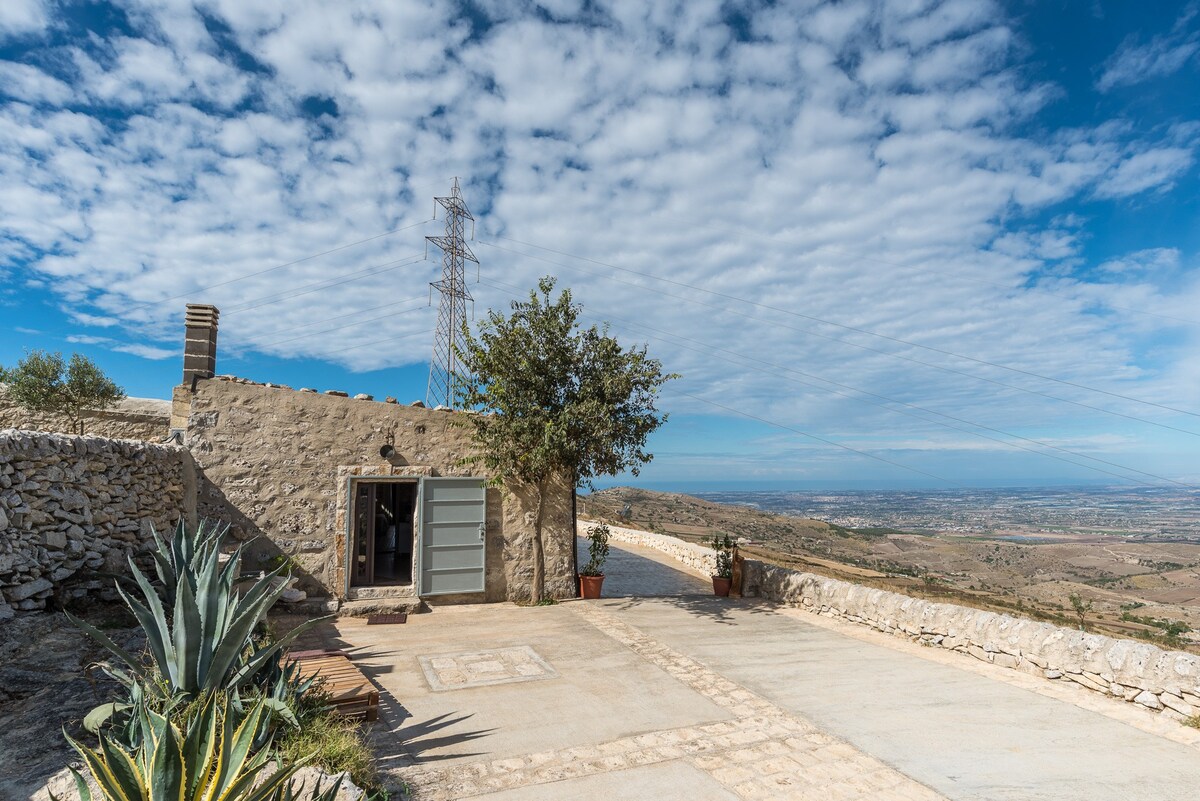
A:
351,480,417,587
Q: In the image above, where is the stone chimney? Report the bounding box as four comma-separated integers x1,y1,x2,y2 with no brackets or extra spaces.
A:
183,304,219,385
172,304,219,436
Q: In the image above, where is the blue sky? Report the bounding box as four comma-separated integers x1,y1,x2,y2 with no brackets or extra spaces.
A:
1,0,1198,490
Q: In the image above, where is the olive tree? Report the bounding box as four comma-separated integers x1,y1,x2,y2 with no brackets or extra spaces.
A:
0,350,125,434
456,277,676,603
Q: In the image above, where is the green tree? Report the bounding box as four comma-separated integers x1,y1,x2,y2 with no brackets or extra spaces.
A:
1068,592,1094,632
456,277,676,603
0,350,124,434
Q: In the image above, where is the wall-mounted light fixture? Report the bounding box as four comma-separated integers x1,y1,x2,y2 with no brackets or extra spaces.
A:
379,429,396,459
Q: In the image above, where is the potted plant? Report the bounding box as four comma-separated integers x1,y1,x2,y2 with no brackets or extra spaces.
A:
579,523,610,599
710,533,734,596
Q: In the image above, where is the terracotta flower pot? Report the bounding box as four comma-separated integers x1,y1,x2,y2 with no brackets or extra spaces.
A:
712,576,732,597
579,573,605,599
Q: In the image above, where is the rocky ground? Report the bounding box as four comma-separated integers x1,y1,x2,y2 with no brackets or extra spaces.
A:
0,605,139,801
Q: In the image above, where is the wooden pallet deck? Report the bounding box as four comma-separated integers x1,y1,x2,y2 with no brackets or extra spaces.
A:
290,650,380,721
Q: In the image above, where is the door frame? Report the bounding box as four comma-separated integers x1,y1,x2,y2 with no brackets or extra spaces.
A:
340,474,487,599
342,475,420,598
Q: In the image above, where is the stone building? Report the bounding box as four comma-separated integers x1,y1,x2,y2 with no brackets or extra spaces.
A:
0,305,576,614
172,305,576,610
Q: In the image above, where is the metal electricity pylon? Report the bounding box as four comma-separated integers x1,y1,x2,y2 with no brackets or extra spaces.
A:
425,177,478,408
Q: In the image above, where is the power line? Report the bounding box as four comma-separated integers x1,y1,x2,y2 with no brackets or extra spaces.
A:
233,295,427,344
477,240,1200,439
679,392,962,487
480,276,1188,488
641,209,1200,328
222,254,426,315
252,299,430,349
482,234,1200,419
330,326,436,357
124,217,435,313
585,304,1188,488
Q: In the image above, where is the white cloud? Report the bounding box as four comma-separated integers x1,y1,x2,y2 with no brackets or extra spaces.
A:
66,333,176,360
112,343,177,360
0,0,47,38
1094,147,1194,198
0,0,1197,481
0,63,73,105
1096,7,1199,92
1097,248,1182,275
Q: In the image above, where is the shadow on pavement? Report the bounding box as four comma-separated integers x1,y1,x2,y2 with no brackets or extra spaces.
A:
602,594,777,625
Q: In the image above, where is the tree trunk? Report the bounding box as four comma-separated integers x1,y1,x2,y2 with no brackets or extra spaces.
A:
531,478,546,604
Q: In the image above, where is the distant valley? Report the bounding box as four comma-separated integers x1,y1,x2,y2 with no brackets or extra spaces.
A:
580,486,1200,651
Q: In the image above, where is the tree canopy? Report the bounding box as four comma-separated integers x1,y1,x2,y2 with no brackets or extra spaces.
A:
0,350,125,434
455,276,676,601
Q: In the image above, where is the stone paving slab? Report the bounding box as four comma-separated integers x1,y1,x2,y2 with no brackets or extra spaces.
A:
576,534,711,597
390,601,947,801
466,761,739,800
602,594,1200,801
338,602,732,771
331,538,1200,800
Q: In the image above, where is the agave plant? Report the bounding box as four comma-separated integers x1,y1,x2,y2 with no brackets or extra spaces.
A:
56,694,343,801
69,518,327,706
147,518,228,605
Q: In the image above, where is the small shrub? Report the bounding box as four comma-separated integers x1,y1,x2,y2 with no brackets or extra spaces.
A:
709,534,733,579
277,703,379,793
580,523,610,577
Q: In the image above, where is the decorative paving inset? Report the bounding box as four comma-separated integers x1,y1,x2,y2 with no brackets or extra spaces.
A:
418,645,558,691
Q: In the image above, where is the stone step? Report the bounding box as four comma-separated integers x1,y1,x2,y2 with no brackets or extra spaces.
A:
347,585,418,601
338,597,426,618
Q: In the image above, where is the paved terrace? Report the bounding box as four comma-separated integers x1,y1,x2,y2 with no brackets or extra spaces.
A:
318,538,1200,800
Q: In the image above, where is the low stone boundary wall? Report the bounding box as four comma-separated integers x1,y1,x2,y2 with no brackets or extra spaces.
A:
0,429,194,617
582,520,1200,720
0,387,170,442
747,561,1200,719
580,520,715,576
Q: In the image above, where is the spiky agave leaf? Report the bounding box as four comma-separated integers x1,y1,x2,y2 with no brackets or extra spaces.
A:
48,767,93,801
60,695,329,801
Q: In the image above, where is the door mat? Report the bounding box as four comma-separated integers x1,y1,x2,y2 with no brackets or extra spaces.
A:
366,613,408,625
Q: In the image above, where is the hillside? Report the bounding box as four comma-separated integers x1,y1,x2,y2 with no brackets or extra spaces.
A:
580,487,1200,651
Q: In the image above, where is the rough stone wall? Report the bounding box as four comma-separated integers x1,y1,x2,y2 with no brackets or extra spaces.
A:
585,520,716,576
0,386,170,442
743,561,1200,719
0,430,193,618
183,376,574,603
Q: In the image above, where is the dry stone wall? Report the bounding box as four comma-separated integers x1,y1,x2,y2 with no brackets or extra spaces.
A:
0,430,193,618
745,561,1200,719
0,386,170,442
586,520,716,575
586,520,1200,721
182,376,574,603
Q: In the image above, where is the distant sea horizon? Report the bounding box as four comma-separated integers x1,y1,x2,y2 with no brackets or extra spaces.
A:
587,478,1136,494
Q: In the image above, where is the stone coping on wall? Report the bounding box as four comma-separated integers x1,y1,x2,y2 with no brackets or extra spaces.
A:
581,519,1200,721
206,374,463,411
578,519,717,576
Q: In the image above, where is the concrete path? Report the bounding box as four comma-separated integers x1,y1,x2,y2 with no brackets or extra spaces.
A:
331,539,1200,800
575,534,711,597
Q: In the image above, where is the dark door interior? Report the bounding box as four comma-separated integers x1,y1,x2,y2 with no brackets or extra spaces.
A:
351,480,417,587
